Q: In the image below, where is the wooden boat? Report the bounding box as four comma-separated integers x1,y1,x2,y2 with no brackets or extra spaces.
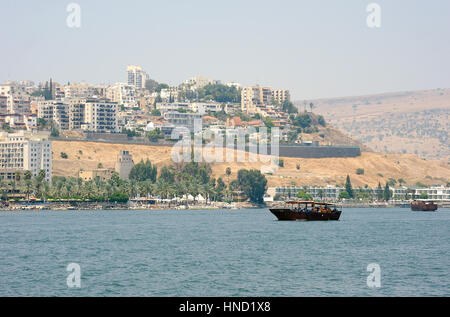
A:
269,201,342,221
411,200,438,212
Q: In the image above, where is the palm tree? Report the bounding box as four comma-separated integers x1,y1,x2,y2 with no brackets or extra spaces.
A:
15,171,21,182
226,167,231,183
24,170,32,181
23,180,32,201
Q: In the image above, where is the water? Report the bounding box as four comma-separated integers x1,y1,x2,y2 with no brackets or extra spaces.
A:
0,208,449,297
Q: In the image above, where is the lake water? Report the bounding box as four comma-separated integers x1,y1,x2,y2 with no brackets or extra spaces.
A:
0,208,449,297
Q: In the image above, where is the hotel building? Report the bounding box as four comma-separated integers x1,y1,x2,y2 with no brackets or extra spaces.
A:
0,131,52,182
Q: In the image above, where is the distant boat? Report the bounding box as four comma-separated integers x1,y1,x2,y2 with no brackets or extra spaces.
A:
411,200,438,212
269,201,342,221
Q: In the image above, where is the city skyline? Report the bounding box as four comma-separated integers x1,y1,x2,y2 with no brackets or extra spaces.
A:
1,0,450,100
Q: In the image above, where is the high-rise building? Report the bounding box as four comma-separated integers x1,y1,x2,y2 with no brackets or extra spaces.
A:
67,98,86,130
0,131,52,182
127,65,148,90
82,99,119,133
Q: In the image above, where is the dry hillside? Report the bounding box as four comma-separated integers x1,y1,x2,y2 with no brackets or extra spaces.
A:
53,140,450,188
305,88,450,160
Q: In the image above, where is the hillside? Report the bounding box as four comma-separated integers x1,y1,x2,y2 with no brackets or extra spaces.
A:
52,140,450,188
303,88,450,160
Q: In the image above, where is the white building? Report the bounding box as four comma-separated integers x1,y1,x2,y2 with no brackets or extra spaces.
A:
190,102,226,114
127,65,148,90
156,102,190,114
81,99,119,133
185,75,220,90
106,83,137,108
414,186,450,201
0,131,52,182
37,100,69,130
160,87,179,102
163,112,203,132
64,83,97,99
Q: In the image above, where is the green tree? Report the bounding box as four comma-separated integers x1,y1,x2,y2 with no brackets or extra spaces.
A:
345,175,354,198
146,128,164,142
383,183,392,201
377,182,383,200
296,190,313,200
317,115,326,126
237,169,267,204
129,159,157,182
293,113,312,128
281,100,297,114
338,191,350,200
110,192,129,203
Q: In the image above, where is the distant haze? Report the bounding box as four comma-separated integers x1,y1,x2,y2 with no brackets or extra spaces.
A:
1,0,450,100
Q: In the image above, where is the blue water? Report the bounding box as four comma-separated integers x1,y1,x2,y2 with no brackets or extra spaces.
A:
0,208,449,297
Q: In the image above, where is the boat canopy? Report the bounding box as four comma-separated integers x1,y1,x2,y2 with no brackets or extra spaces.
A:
286,201,335,206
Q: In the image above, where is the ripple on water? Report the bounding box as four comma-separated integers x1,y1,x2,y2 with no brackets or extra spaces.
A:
0,208,449,296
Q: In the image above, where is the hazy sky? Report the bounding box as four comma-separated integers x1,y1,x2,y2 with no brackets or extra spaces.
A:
1,0,450,100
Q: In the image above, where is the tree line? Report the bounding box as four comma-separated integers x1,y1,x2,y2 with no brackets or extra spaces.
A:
0,160,268,205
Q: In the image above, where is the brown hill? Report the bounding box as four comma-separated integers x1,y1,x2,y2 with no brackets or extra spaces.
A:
52,140,449,188
304,88,450,160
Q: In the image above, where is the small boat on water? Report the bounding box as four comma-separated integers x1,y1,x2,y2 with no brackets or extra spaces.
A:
269,201,342,221
411,200,438,212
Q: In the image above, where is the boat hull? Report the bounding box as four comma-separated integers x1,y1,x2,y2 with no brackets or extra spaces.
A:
411,203,438,212
269,209,342,221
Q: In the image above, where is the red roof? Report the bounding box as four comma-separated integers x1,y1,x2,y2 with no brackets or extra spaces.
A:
232,116,242,126
203,115,219,121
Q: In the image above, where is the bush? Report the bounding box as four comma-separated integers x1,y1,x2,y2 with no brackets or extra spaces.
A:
60,152,68,159
356,168,365,175
109,192,129,203
338,191,350,199
318,115,326,126
278,159,284,168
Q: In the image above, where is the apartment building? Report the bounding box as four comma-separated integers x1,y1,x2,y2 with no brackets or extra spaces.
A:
241,86,272,113
190,102,227,114
67,98,86,130
7,96,30,115
163,112,203,132
160,87,179,103
127,65,148,90
156,102,190,114
37,100,69,130
82,99,119,133
185,75,220,90
272,89,290,105
0,95,7,114
64,83,97,99
106,83,137,108
0,131,52,182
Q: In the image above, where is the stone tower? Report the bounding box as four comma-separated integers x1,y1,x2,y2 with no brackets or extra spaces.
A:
115,150,134,179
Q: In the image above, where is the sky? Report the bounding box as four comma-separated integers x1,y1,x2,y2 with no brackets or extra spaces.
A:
1,0,450,100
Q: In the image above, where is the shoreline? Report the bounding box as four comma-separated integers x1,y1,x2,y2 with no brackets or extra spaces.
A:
1,200,449,212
